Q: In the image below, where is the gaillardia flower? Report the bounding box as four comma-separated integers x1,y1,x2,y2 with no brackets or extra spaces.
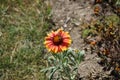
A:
44,29,71,53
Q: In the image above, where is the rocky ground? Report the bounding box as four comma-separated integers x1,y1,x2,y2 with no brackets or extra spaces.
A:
47,0,120,80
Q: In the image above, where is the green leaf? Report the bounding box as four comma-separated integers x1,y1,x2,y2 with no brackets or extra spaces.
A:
82,29,92,38
41,67,55,74
77,50,85,63
78,50,85,56
116,0,120,5
49,67,59,80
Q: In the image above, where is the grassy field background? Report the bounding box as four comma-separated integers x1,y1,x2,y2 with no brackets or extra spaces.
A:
0,0,51,80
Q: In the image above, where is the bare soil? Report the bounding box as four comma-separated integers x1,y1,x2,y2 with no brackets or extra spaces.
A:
48,0,118,79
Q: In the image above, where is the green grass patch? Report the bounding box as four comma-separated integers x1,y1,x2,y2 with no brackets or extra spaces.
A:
0,0,51,80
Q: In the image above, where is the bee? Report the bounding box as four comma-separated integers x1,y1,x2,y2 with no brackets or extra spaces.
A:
53,35,62,44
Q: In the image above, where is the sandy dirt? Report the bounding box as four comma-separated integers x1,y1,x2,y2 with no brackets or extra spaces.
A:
48,0,116,79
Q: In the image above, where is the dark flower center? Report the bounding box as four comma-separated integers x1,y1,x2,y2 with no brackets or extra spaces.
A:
53,35,63,45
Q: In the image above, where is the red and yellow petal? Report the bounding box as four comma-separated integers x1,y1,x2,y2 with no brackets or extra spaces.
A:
62,32,71,38
60,45,67,51
44,40,53,44
54,46,59,53
63,39,71,44
44,29,71,53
